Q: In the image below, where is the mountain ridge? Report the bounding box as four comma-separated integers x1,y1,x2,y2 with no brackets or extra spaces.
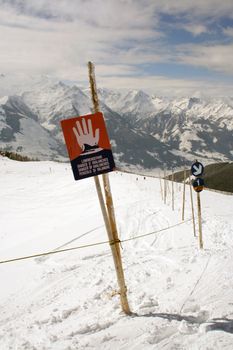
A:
0,80,232,169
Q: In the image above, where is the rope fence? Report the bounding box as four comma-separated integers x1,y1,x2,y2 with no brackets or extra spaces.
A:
116,167,233,195
0,219,192,266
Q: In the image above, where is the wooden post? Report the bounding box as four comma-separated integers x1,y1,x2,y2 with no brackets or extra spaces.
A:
164,167,167,204
182,169,186,221
102,174,131,313
166,177,170,197
172,168,174,211
88,61,131,314
189,175,196,237
197,192,203,249
159,172,164,201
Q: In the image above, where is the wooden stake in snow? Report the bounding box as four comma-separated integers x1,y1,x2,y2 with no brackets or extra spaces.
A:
182,169,186,221
197,192,203,249
172,168,174,211
189,175,196,237
159,171,164,201
88,61,131,315
164,167,167,204
166,177,171,197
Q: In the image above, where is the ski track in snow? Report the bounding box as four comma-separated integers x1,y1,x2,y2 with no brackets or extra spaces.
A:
0,157,233,349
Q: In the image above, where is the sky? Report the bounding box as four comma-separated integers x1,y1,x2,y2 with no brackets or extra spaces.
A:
1,0,233,96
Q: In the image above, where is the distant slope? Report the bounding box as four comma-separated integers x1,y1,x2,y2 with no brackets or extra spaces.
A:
202,162,233,193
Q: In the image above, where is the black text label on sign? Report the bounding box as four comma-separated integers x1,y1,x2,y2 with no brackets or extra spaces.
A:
191,161,204,177
71,151,115,180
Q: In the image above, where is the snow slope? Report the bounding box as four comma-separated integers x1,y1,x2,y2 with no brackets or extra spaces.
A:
0,157,233,349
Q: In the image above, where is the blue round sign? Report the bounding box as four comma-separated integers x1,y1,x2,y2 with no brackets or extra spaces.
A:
191,161,204,177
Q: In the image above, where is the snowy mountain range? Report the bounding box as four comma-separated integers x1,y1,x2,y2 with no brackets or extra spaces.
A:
0,79,232,169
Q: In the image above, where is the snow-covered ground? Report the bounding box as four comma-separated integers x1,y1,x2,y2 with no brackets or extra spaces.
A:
0,157,233,350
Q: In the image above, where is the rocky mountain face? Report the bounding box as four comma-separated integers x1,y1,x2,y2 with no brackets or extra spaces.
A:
0,95,64,160
99,89,233,165
0,81,232,170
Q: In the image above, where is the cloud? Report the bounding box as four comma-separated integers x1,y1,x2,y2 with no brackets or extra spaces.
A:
223,27,233,37
98,73,233,97
0,0,158,29
181,23,208,36
176,43,233,74
0,1,233,96
0,1,163,77
151,0,233,19
4,0,233,21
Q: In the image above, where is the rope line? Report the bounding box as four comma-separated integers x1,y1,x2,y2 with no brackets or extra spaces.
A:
0,219,192,266
120,218,192,243
116,167,233,195
179,255,211,313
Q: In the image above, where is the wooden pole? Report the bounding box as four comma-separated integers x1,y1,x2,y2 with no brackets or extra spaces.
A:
197,192,203,249
166,177,170,197
172,168,174,211
159,172,164,201
88,61,100,114
189,175,196,237
88,61,131,314
182,169,186,221
164,167,167,204
102,174,131,313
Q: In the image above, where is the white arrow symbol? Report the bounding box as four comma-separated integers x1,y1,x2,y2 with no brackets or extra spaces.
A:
193,164,203,176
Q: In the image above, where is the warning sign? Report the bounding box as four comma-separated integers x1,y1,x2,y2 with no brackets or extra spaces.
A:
61,112,115,180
